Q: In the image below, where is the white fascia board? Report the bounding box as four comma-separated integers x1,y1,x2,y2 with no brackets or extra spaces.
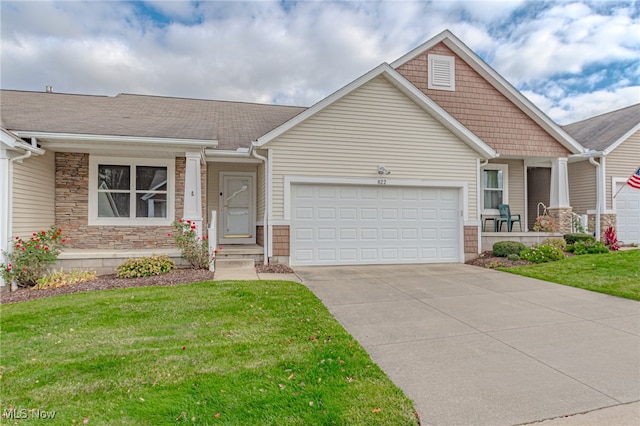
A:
204,149,261,163
1,128,19,148
13,131,218,149
603,123,640,156
382,67,497,158
255,63,392,147
391,30,585,155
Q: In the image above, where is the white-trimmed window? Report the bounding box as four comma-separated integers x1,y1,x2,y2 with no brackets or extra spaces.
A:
89,156,175,226
428,54,455,91
481,163,508,215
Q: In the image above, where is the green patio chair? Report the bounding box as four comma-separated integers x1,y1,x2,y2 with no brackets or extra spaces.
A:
497,204,522,232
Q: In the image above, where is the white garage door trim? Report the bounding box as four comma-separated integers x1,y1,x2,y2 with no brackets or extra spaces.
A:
287,177,467,266
613,178,640,244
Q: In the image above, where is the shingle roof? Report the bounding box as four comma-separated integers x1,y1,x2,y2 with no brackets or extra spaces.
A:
562,103,640,152
0,90,306,150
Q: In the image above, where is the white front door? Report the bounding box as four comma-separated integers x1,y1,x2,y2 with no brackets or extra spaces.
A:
220,173,256,244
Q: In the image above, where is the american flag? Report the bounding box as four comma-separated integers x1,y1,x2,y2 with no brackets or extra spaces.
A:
628,167,640,189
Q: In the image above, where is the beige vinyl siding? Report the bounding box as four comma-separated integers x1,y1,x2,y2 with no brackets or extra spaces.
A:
568,160,596,214
207,163,259,218
606,131,640,210
12,150,56,238
266,75,480,220
488,159,525,220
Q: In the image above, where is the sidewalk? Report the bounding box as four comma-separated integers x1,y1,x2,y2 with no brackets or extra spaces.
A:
212,268,301,282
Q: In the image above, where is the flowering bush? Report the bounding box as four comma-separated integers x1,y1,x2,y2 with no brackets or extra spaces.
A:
604,226,620,251
532,215,558,232
1,226,66,287
169,220,214,269
519,244,565,263
570,240,609,255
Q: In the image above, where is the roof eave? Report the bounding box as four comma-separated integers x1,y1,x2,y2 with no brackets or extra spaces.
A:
12,131,218,150
603,122,640,156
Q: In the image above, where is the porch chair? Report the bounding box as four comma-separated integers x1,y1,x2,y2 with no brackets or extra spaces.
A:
496,204,522,232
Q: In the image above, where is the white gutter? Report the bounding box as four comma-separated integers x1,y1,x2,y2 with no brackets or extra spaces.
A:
14,131,218,148
251,146,269,265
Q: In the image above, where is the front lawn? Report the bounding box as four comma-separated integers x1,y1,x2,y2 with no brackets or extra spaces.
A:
501,249,640,300
0,281,418,425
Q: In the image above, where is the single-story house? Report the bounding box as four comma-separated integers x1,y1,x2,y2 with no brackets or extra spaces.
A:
2,30,602,284
565,104,640,244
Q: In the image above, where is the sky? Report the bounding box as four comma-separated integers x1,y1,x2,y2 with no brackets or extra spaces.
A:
1,1,638,125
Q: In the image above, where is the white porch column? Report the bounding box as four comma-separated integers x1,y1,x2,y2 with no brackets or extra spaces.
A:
0,153,10,287
549,157,570,208
183,152,203,238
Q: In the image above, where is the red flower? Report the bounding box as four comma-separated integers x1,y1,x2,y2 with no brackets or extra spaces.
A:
41,231,46,235
61,239,66,243
22,266,28,271
190,225,196,230
15,236,19,240
32,233,37,237
35,245,40,249
167,233,172,237
179,219,183,223
44,246,49,251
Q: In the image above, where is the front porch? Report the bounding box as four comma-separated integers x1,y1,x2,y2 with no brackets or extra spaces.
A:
481,231,565,252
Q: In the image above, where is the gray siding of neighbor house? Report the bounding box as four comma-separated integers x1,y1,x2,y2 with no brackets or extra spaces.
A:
606,131,640,210
568,160,597,215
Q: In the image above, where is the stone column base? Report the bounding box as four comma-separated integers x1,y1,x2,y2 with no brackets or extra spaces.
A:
547,207,573,234
587,214,617,242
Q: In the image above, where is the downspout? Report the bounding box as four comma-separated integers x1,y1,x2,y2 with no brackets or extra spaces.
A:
589,157,602,240
251,147,269,265
477,159,489,252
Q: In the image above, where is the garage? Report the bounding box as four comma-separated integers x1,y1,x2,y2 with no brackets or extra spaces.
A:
290,183,461,266
615,183,640,244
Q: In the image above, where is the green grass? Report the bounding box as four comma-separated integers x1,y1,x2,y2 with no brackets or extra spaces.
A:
0,281,418,425
500,249,640,300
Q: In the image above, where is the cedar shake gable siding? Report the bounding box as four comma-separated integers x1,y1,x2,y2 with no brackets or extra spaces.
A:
396,42,570,158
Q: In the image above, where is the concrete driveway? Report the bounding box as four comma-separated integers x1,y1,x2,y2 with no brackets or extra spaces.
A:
295,264,640,426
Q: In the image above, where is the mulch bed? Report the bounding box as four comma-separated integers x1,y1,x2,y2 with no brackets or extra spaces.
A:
465,250,533,268
1,263,297,305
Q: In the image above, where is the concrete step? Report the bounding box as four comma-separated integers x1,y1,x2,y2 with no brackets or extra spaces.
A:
215,258,255,269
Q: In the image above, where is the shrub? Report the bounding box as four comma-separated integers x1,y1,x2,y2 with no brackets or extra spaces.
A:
571,240,610,255
519,244,565,264
542,237,567,251
493,241,526,257
484,260,505,269
116,255,176,278
564,233,594,244
506,253,520,261
36,269,97,290
170,220,211,269
1,226,66,287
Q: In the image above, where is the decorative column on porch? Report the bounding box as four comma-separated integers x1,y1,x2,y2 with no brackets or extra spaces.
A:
0,148,10,287
183,152,203,238
548,157,572,234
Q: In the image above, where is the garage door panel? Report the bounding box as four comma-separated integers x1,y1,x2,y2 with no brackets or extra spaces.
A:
615,185,640,244
291,184,461,265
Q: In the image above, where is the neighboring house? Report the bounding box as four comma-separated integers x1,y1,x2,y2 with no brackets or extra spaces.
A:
565,104,640,244
1,30,591,282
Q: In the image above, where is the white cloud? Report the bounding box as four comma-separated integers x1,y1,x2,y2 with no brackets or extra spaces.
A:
0,0,638,125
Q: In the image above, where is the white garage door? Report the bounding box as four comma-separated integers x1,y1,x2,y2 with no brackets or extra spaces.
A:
290,184,461,266
615,184,640,244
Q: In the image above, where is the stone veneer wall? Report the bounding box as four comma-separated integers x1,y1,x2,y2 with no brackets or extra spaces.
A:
55,153,187,249
546,207,573,234
587,213,617,242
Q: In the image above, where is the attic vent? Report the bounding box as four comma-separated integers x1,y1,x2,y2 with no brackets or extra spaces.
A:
428,54,455,91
